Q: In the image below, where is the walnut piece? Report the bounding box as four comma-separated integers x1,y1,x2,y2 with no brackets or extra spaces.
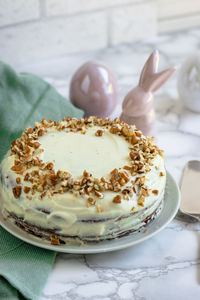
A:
51,235,60,245
95,129,103,136
138,195,145,207
94,190,104,198
113,195,122,203
88,197,96,205
24,186,31,194
11,165,23,172
38,129,44,136
141,187,149,197
152,190,159,195
16,177,21,184
13,186,22,198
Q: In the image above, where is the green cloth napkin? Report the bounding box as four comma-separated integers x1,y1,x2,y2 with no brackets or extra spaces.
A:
0,226,56,300
0,61,83,162
0,61,84,299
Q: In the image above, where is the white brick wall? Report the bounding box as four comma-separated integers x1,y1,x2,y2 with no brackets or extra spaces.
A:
157,0,200,33
0,0,40,27
158,13,200,33
110,3,156,45
0,0,200,66
0,12,107,66
157,0,200,19
44,0,142,17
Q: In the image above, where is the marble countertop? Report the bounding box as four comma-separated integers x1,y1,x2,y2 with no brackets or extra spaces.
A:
18,28,200,299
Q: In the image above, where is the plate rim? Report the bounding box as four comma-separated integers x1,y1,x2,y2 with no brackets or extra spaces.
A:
0,171,180,254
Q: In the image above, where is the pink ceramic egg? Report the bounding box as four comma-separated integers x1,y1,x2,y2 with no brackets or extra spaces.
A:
69,61,118,117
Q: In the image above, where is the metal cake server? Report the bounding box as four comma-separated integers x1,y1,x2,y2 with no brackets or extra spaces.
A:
178,160,200,222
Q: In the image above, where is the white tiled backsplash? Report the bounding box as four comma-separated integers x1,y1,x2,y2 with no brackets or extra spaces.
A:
0,0,200,66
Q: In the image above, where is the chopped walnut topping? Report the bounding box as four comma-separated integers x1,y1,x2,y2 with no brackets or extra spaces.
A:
138,195,145,207
94,190,104,198
129,151,138,160
123,165,131,170
122,188,131,195
132,206,136,212
16,177,21,184
41,118,49,126
121,125,130,136
131,132,138,144
51,235,60,245
46,162,54,170
26,127,33,134
95,129,103,136
132,186,136,193
160,172,164,176
110,168,118,180
88,197,96,205
113,195,121,203
41,191,47,198
119,171,129,182
24,186,31,194
8,116,164,201
32,170,39,176
119,178,126,186
139,176,146,185
37,185,43,192
100,176,106,182
121,125,136,138
83,170,91,177
32,184,37,191
24,173,30,181
114,117,120,123
38,129,44,136
31,142,41,149
135,131,142,137
110,124,121,134
11,165,23,172
13,186,22,198
152,189,159,195
141,187,149,197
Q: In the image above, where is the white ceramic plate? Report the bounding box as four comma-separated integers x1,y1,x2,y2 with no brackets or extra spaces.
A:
0,171,180,254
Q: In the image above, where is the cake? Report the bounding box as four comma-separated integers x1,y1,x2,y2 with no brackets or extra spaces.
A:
0,116,166,245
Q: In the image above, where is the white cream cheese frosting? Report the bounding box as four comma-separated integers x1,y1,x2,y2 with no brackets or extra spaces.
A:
0,117,166,243
39,126,130,177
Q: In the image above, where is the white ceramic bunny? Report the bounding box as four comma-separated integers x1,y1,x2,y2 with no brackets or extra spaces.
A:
120,50,175,136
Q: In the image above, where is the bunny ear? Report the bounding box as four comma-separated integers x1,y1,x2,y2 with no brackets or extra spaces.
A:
147,67,176,92
139,49,159,86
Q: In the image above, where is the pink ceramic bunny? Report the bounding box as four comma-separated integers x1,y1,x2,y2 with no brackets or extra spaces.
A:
120,50,175,136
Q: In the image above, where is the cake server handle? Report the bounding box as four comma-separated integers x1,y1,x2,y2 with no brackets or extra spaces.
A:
179,160,200,222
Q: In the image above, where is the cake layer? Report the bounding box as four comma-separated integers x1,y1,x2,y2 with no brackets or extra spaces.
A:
7,196,163,244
